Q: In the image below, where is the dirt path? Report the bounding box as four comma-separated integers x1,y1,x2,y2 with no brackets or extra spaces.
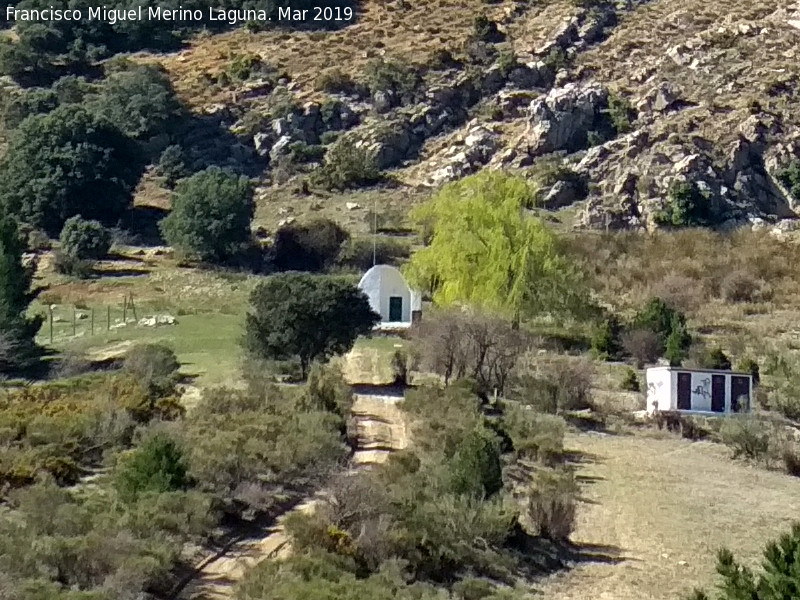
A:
539,431,800,600
177,394,408,600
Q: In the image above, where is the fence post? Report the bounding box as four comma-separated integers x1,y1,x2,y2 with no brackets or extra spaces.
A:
48,305,53,344
130,294,137,322
123,295,127,324
107,306,111,331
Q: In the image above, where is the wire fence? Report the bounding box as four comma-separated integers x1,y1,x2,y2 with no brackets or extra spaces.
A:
38,294,176,344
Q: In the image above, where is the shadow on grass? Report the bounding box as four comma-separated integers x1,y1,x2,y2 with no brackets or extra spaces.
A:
351,383,408,398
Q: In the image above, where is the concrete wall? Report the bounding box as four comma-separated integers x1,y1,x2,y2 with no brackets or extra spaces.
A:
646,368,753,414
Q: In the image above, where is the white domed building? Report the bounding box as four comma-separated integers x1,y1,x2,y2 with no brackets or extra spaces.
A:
357,264,422,330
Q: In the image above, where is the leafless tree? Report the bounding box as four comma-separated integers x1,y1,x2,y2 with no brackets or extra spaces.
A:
411,309,530,396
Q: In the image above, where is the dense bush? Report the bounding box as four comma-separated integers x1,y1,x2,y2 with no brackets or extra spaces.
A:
336,236,411,270
654,180,713,227
362,57,420,103
591,314,623,360
315,137,381,190
720,269,766,303
699,347,732,370
719,415,771,461
123,343,181,398
0,478,213,599
630,297,691,365
315,67,359,94
0,374,181,492
501,403,566,465
523,468,577,541
59,215,112,260
690,523,800,600
0,217,42,374
607,92,635,134
243,273,379,378
185,383,348,515
273,218,350,272
156,144,190,188
620,368,641,392
115,431,189,502
621,328,662,368
160,166,255,262
777,159,800,202
510,358,594,414
0,105,142,235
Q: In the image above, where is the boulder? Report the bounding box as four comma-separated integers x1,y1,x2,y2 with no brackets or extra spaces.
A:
526,82,609,156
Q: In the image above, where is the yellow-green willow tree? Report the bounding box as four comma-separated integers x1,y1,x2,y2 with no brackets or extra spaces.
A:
405,171,587,321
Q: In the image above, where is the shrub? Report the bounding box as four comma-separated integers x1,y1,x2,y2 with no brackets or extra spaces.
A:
510,358,594,414
691,524,800,600
59,215,111,260
302,362,353,421
736,358,760,386
591,315,623,360
53,249,94,278
620,368,640,392
699,347,731,370
777,159,800,202
719,415,771,461
156,144,189,188
159,166,255,262
315,137,381,190
783,443,800,477
523,468,577,541
720,269,764,303
621,328,662,368
771,388,800,422
607,92,635,134
273,218,350,272
123,343,180,398
502,404,566,465
315,68,358,94
473,15,505,43
336,236,410,270
362,57,420,102
654,180,712,227
114,432,188,502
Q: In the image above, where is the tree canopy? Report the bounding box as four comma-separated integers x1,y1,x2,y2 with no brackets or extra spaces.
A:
243,273,380,377
90,63,183,140
159,166,255,263
0,104,142,235
405,171,587,321
0,217,42,374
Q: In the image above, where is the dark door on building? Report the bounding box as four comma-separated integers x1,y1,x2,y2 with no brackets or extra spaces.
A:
731,376,750,412
711,375,726,412
677,372,692,410
389,296,403,321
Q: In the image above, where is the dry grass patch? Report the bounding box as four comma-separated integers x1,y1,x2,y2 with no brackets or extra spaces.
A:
539,431,800,600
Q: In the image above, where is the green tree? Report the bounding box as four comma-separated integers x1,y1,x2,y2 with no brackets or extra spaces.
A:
0,217,42,374
159,167,255,262
691,523,800,600
273,218,350,272
655,180,712,227
243,273,380,378
447,427,503,499
91,63,182,140
114,432,188,502
0,105,142,235
591,314,623,360
59,215,112,260
405,171,586,322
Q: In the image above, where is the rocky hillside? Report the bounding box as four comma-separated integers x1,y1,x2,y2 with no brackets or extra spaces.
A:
139,0,800,232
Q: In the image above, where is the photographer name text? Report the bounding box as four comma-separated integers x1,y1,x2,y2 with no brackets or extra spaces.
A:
5,5,354,25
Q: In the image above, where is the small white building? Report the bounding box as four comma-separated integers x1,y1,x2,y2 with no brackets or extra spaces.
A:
357,264,422,329
645,366,753,415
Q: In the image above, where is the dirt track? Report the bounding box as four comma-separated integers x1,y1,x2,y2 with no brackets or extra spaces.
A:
177,394,408,600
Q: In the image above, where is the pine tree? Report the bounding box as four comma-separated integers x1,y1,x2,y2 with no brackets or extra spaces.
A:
0,216,41,374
